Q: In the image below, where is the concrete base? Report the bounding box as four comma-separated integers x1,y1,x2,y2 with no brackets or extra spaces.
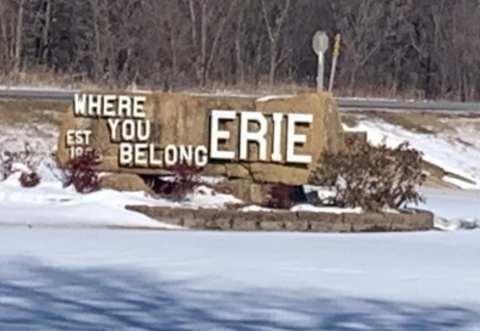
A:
126,206,434,232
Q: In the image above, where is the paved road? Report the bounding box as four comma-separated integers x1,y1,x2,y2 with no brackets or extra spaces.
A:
1,88,480,113
0,88,76,101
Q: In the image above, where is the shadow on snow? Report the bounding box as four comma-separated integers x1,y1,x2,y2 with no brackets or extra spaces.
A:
0,258,478,331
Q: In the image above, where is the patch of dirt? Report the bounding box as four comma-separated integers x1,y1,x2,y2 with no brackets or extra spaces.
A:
340,113,363,128
369,112,453,134
342,110,480,136
0,100,66,128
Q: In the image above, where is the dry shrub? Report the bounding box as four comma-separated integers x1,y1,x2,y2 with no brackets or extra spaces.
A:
312,139,426,212
0,142,43,187
19,172,41,187
0,150,18,180
64,150,101,193
265,185,306,209
144,164,203,201
0,142,40,180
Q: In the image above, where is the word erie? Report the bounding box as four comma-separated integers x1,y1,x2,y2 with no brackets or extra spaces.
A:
210,110,313,164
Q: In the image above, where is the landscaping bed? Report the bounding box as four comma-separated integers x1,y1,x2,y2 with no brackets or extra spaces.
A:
126,206,434,232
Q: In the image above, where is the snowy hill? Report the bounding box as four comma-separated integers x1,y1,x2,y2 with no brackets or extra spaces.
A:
346,116,480,189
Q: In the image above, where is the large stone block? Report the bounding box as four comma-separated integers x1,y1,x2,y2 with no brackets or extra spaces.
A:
207,216,233,230
232,212,262,231
284,219,309,232
58,92,344,186
99,173,151,192
391,210,434,231
299,212,348,232
259,220,285,231
344,213,392,232
219,179,270,205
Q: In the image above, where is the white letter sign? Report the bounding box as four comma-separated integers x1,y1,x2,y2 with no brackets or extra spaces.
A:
286,113,313,164
210,110,236,160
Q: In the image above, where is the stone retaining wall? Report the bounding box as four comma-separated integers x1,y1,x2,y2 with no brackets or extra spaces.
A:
126,206,434,232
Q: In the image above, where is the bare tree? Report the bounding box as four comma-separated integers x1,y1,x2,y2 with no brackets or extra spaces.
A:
261,0,291,86
333,0,386,93
185,0,238,86
1,0,480,100
13,0,25,73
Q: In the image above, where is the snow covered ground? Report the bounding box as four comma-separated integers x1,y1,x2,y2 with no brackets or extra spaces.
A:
346,117,480,189
0,228,479,330
419,189,480,230
0,169,241,229
1,165,478,230
0,96,479,329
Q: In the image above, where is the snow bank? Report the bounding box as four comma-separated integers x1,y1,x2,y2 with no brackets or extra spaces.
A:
346,119,480,189
420,189,480,230
0,172,176,229
0,164,241,229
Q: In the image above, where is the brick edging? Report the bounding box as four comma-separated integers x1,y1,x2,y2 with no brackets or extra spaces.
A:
126,206,434,232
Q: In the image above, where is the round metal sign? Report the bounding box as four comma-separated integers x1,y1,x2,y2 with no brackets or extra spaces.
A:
312,31,329,54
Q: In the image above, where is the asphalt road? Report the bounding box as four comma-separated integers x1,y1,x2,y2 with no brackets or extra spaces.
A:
1,88,480,113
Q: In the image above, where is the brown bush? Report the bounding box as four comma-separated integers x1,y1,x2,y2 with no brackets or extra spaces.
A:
311,139,426,212
64,150,101,193
144,164,203,201
19,172,41,188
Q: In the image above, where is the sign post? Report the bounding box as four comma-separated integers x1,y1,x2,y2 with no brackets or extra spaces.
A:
328,34,341,93
312,31,329,92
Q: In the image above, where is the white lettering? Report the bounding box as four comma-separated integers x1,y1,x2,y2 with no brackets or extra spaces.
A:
164,144,178,166
240,111,268,161
118,95,132,117
286,113,313,164
107,118,121,141
119,143,133,166
271,113,284,162
134,143,149,166
210,110,236,160
195,146,208,167
87,94,102,117
137,120,151,141
178,145,194,166
121,119,136,141
74,94,87,116
133,96,147,118
103,94,117,117
148,144,163,167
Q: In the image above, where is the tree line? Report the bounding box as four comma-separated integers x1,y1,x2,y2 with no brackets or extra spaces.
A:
1,0,480,100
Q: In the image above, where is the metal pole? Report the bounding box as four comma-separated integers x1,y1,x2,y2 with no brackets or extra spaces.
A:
317,52,324,92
